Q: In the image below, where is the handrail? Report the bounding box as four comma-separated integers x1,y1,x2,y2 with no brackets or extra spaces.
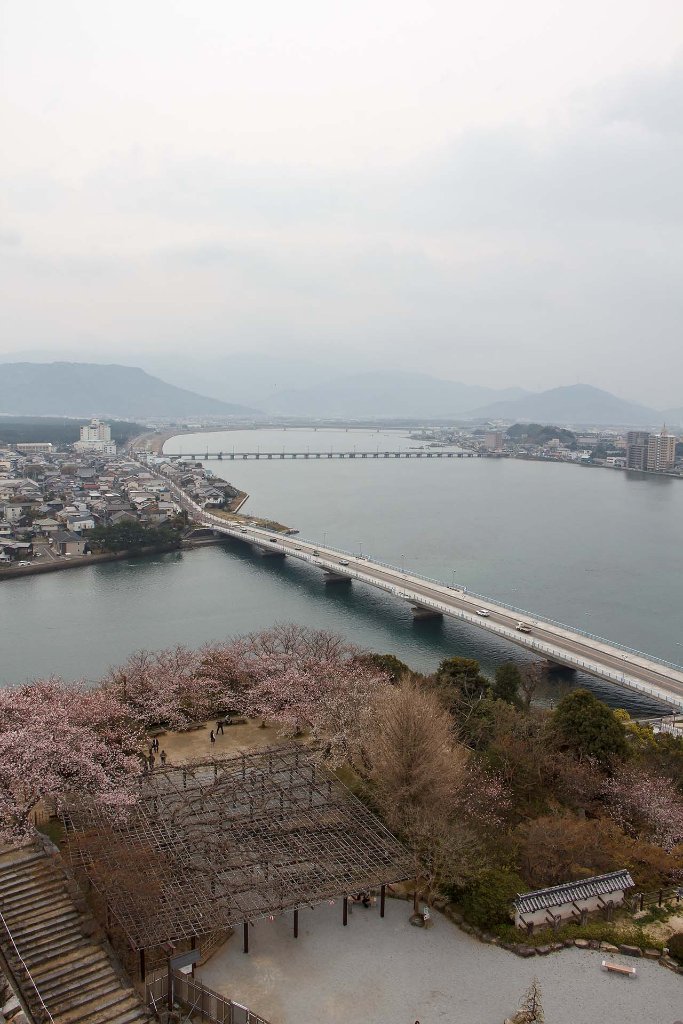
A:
0,907,55,1024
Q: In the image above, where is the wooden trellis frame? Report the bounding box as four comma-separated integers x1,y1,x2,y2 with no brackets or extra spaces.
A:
63,744,412,953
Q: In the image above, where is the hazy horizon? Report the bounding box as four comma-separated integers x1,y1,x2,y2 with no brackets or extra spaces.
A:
2,2,682,406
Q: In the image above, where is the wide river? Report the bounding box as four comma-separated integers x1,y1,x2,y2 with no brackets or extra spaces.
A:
1,428,681,714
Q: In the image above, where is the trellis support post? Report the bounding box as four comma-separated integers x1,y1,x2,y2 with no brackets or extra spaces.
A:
167,958,173,1012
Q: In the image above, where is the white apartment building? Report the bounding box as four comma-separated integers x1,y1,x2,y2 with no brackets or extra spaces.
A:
81,419,111,442
647,427,676,472
16,442,54,454
73,419,117,455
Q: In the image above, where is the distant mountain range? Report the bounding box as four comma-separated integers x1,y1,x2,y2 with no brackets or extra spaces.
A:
467,384,661,428
0,363,255,419
254,373,664,426
663,407,683,428
258,370,529,419
0,359,674,428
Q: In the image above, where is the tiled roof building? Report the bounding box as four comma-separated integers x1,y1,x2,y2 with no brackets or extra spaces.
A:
514,870,634,930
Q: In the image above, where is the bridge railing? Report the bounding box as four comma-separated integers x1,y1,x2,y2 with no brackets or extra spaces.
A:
155,468,683,679
255,531,683,674
198,524,683,709
297,555,683,709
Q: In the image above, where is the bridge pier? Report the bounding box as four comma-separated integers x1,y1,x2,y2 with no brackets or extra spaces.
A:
410,604,443,621
323,570,353,584
544,660,576,676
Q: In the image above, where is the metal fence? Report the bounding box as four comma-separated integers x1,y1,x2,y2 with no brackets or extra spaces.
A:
146,970,270,1024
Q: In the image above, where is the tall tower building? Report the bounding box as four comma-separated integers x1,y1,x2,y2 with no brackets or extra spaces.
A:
74,419,116,455
625,431,650,471
80,419,111,443
646,426,676,472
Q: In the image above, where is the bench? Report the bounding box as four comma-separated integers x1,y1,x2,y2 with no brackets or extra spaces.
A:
601,960,636,977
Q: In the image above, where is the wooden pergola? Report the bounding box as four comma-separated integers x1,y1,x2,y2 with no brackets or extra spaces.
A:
64,745,412,976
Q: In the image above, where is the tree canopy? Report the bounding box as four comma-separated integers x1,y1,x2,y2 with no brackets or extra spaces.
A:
436,656,489,701
492,662,522,706
89,520,182,553
552,688,628,762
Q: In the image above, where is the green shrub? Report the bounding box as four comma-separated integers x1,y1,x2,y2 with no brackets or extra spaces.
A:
460,868,525,930
668,931,683,962
493,917,664,952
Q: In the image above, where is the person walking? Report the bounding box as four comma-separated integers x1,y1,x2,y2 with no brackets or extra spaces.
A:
149,752,155,769
216,719,224,735
210,730,216,745
160,749,167,765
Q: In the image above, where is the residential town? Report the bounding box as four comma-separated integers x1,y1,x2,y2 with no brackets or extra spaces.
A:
0,419,231,570
415,423,682,473
3,415,682,571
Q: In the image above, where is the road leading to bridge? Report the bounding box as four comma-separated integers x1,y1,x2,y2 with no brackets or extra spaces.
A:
164,475,683,712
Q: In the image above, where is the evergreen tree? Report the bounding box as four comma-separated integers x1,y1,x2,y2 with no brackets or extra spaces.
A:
553,689,628,763
492,662,522,706
356,652,411,682
436,656,488,700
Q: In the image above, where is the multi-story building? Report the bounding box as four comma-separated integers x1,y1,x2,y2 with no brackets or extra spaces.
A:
80,419,111,443
625,431,650,471
484,430,504,452
647,427,676,472
626,428,677,472
73,419,117,455
15,442,53,454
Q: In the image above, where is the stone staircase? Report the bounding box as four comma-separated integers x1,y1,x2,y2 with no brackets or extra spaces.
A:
0,844,153,1024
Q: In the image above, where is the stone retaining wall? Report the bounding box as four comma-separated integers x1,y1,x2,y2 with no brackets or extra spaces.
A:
388,890,683,976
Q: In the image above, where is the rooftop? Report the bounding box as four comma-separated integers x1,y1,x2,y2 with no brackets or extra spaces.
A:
515,870,635,916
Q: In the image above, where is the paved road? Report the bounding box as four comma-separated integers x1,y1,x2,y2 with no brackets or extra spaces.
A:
166,478,683,711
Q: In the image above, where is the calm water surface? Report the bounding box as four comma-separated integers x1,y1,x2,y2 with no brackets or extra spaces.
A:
1,428,681,715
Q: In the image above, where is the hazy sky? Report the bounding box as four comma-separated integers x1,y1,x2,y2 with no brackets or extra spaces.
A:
1,1,682,405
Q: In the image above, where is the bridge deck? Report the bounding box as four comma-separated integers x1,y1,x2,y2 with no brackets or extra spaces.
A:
161,473,683,712
167,450,480,460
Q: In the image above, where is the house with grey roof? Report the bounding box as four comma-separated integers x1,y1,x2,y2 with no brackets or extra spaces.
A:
51,530,89,557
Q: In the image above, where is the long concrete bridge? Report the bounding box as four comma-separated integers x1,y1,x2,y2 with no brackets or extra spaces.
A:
162,476,683,712
167,449,480,461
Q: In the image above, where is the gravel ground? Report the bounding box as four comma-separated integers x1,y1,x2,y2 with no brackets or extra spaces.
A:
197,899,681,1024
151,719,280,763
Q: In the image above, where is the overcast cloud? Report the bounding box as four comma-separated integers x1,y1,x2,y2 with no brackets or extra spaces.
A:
1,1,682,406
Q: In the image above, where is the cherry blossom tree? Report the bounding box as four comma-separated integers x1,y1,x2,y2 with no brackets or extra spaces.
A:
0,680,139,844
103,645,224,731
202,626,385,760
603,766,683,852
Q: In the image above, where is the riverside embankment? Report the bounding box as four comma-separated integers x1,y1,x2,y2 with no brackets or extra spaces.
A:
3,428,682,703
0,534,238,583
0,538,207,582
